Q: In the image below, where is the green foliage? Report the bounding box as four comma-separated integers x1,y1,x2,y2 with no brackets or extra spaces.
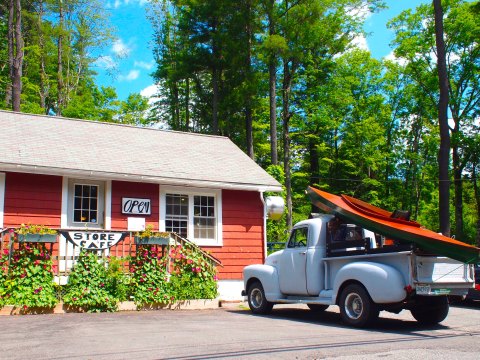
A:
0,242,57,309
16,223,57,235
63,250,118,312
129,244,218,306
129,246,171,306
135,225,170,239
169,244,218,301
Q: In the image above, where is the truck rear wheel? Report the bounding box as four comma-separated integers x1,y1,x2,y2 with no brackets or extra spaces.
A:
247,281,273,315
410,296,449,325
339,284,379,327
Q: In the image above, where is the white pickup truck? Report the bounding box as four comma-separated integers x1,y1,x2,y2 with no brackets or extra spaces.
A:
242,214,475,327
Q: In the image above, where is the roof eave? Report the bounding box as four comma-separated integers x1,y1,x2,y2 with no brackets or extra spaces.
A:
0,162,283,193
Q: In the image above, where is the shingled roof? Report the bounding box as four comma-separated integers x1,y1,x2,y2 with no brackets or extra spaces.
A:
0,110,281,192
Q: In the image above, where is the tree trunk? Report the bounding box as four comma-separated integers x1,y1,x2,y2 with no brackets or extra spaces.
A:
211,18,219,134
282,60,293,230
244,0,254,159
185,78,190,131
57,2,64,116
433,0,451,236
11,0,23,112
452,140,464,240
309,136,320,214
472,165,480,247
267,0,278,165
38,0,48,112
6,0,14,108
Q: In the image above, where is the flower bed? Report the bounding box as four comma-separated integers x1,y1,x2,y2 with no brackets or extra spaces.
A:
0,225,219,314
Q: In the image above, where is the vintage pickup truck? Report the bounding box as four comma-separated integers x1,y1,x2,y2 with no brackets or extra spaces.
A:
242,214,475,327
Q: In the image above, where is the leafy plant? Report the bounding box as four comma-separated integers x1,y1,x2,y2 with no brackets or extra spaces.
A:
105,256,131,302
63,250,117,312
16,224,57,235
129,246,171,306
169,244,218,300
135,224,170,239
0,241,58,310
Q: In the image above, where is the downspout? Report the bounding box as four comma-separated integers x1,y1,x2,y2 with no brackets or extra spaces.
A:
259,191,267,261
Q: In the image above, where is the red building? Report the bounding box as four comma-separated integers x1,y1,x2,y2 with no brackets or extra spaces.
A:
0,110,281,300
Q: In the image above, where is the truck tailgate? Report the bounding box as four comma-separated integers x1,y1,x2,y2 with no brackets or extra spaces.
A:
414,256,474,295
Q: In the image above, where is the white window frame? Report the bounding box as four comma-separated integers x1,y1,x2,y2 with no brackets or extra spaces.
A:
0,173,5,229
160,186,222,246
61,177,111,229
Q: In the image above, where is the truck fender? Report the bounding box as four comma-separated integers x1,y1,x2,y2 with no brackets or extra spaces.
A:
333,262,406,304
243,264,283,302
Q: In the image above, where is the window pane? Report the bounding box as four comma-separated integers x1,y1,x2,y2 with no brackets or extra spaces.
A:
193,195,216,241
73,184,99,224
165,194,188,238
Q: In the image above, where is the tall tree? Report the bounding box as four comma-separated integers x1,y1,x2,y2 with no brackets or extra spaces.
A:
8,0,23,111
433,0,451,237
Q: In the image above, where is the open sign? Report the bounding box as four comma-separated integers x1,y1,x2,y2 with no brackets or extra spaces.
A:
122,197,151,215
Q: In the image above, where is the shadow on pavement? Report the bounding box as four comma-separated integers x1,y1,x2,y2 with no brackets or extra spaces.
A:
226,306,455,334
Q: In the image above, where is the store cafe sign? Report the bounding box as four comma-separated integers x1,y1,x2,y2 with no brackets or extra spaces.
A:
61,231,127,250
122,197,151,215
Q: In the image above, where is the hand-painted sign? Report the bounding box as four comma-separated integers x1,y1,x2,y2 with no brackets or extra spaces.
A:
122,197,151,215
61,231,127,250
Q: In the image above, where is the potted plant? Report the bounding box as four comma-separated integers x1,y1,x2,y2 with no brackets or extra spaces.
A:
134,225,170,245
16,224,57,243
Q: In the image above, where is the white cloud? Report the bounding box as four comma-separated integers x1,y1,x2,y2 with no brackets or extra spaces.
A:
108,0,150,8
119,69,140,81
134,60,155,70
112,39,131,57
384,51,408,66
140,84,160,100
95,55,117,70
351,34,369,51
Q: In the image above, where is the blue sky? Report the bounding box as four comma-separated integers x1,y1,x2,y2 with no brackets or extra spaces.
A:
94,0,430,101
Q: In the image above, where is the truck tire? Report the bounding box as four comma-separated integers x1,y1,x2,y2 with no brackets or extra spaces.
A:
410,296,449,325
247,281,273,315
307,304,329,312
339,284,379,327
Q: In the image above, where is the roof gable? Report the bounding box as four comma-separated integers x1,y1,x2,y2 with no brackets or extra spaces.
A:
0,111,281,191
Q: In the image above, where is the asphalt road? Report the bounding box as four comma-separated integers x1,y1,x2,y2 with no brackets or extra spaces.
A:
0,301,479,360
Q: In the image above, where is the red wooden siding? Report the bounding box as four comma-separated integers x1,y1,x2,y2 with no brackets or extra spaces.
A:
3,172,62,227
110,180,159,230
205,190,264,280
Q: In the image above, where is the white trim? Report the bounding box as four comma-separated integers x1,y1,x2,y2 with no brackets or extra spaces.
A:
0,163,282,193
105,180,112,230
217,280,245,301
160,185,223,247
0,173,5,228
61,177,69,228
259,191,267,261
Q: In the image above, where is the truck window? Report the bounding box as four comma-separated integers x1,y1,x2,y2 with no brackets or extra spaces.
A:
287,227,308,248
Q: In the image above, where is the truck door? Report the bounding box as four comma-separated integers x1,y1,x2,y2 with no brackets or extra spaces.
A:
278,226,309,295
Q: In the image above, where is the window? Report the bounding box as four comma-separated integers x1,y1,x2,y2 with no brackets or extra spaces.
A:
67,179,105,228
287,227,308,248
73,184,99,224
165,194,189,238
161,187,222,246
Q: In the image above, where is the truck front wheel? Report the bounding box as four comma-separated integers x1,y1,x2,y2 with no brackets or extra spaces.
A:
247,281,273,315
410,296,449,325
339,284,379,327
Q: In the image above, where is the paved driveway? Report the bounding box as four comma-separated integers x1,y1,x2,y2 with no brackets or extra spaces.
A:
0,302,479,359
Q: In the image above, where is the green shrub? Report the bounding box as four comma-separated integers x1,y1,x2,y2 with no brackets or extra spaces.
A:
0,242,58,309
129,246,171,306
63,250,117,312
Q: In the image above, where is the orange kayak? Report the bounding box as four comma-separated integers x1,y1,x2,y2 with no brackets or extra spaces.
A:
307,186,480,264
